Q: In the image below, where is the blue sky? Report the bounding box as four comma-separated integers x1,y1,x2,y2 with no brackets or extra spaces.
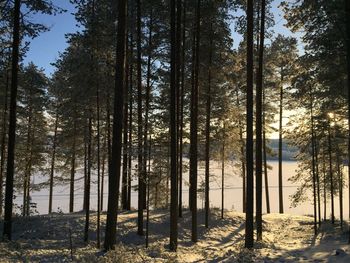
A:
23,0,297,76
23,1,78,76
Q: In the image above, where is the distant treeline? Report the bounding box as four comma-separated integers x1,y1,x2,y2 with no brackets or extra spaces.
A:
266,139,297,161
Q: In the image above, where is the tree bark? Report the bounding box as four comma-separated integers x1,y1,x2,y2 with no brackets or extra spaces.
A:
136,0,144,236
0,67,10,217
69,118,76,213
190,0,200,243
255,0,265,241
84,115,92,243
278,75,284,214
244,0,254,249
262,87,270,214
344,0,350,244
49,110,58,214
204,21,213,228
327,124,334,224
3,0,21,240
169,0,178,251
104,0,127,250
178,0,186,218
221,123,225,219
310,90,317,235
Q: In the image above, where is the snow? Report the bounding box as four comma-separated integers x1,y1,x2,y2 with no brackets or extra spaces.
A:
0,209,349,262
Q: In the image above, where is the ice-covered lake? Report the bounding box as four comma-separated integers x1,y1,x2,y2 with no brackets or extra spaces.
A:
15,160,348,219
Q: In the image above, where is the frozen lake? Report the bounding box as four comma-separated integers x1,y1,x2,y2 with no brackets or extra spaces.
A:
15,160,349,219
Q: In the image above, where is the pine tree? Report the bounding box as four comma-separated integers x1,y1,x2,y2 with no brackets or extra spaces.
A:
169,0,178,251
255,0,266,241
104,0,127,250
245,0,254,249
3,0,21,238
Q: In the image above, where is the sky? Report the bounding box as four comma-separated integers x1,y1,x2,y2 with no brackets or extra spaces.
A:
22,1,78,76
23,0,299,77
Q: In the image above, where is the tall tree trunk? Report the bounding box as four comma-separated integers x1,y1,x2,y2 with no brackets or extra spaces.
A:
188,7,196,212
69,118,76,213
3,0,21,240
221,123,225,219
310,90,317,235
136,0,144,236
322,149,327,221
236,89,246,213
96,86,101,248
101,132,106,211
104,0,127,250
169,0,178,251
143,7,153,213
101,83,112,212
204,21,213,228
121,34,130,211
262,87,270,214
255,0,265,241
336,147,343,229
278,74,284,213
245,0,254,249
190,0,200,243
25,137,33,217
178,0,186,218
345,0,350,244
83,125,88,211
49,110,58,214
84,115,92,243
146,136,151,248
23,108,32,216
327,124,335,224
315,140,321,226
0,67,10,217
127,58,133,211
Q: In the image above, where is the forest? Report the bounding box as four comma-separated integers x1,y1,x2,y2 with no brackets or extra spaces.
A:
0,0,350,262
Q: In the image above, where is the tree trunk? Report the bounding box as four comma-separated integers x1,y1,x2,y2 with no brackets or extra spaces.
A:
310,90,317,235
262,87,270,214
3,0,21,240
136,0,144,236
104,0,127,250
143,7,153,214
127,59,133,211
146,136,151,248
169,0,178,251
236,89,246,213
322,149,327,221
101,133,106,211
0,67,10,217
49,110,58,214
327,124,335,224
221,123,225,219
344,0,350,244
278,74,284,214
204,21,213,228
69,119,76,213
315,140,321,226
336,147,343,229
245,0,254,249
96,86,101,248
121,34,130,211
255,0,265,241
84,115,92,243
190,0,200,243
178,0,186,218
23,108,32,217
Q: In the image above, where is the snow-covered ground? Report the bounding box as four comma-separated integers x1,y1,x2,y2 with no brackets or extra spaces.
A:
1,209,349,262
